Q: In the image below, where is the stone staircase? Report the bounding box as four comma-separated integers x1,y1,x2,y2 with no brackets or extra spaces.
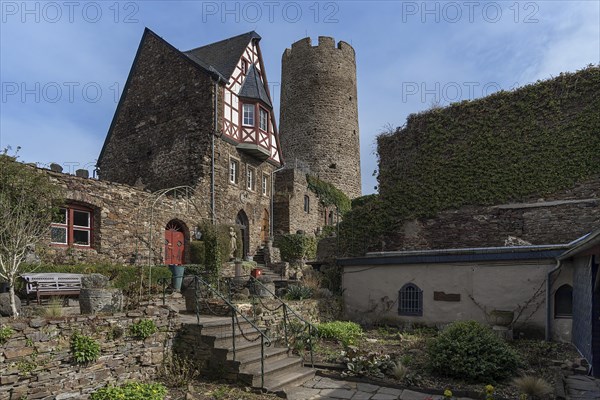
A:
180,314,315,392
253,247,285,282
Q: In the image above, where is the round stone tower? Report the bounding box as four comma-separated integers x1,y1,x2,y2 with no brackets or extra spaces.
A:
279,36,361,199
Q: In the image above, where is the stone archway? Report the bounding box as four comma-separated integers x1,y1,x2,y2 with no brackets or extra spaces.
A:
236,210,250,259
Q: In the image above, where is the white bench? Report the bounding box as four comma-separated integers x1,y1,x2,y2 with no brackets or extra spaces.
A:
20,273,84,305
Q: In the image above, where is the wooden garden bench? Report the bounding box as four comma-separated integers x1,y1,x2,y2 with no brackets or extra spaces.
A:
20,273,84,305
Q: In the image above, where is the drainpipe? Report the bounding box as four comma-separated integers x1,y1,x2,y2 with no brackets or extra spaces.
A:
546,258,562,341
270,165,285,240
211,77,222,225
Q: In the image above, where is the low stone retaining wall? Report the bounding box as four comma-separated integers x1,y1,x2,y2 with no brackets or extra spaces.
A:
0,305,180,399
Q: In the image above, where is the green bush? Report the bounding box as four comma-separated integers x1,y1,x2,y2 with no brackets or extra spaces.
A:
275,234,317,261
129,319,157,340
285,285,313,301
317,321,363,346
189,241,205,265
71,332,101,364
22,264,171,292
91,382,167,400
427,320,521,382
0,326,14,344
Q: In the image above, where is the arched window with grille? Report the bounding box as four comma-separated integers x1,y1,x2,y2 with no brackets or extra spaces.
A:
554,284,573,318
398,283,423,316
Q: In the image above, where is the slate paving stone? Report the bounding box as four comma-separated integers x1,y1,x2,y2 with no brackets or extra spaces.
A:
351,391,374,400
378,387,404,397
357,383,381,393
322,388,356,399
371,394,400,400
315,379,355,390
286,387,322,400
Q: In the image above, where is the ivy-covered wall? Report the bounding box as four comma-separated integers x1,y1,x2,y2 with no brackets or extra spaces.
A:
341,66,600,255
378,66,599,217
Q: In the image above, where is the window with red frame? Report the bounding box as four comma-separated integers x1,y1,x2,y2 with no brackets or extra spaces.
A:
50,206,92,247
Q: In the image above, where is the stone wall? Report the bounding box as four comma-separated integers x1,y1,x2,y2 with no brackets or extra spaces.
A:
42,170,208,266
0,305,178,399
388,175,600,250
342,259,560,337
212,138,275,256
274,168,325,236
279,37,361,200
97,29,214,192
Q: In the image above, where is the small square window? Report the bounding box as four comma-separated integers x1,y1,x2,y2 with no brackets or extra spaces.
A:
243,104,254,127
50,206,92,247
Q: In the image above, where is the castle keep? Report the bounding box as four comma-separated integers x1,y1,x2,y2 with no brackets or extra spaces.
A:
273,37,361,236
279,37,361,200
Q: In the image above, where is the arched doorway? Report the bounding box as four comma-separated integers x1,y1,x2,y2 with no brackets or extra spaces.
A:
236,210,249,259
164,220,186,265
260,209,269,243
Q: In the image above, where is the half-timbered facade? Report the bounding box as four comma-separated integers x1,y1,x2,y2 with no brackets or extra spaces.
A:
97,29,282,260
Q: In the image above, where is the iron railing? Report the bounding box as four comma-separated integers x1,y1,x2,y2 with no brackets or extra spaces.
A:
241,276,317,367
192,274,272,388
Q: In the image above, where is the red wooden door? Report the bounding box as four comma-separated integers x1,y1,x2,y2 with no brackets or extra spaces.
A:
165,222,184,265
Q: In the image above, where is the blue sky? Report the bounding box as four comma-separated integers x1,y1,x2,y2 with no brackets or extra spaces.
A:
1,1,599,195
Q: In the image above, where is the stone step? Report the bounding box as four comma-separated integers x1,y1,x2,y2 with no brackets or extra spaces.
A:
261,364,316,392
229,345,290,371
239,353,306,388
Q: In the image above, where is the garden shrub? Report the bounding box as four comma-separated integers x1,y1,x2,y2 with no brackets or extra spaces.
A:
0,326,14,344
340,347,395,379
427,320,521,382
71,332,101,364
275,233,317,261
284,285,313,301
91,382,167,400
317,321,363,346
189,241,205,265
129,319,157,340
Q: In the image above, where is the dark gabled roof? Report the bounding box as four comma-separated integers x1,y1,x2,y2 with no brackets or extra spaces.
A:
183,31,261,80
239,64,272,107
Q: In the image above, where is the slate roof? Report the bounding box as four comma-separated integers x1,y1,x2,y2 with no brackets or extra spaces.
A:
239,64,272,107
183,31,261,81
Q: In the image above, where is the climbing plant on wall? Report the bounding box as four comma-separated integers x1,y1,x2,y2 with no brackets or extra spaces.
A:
339,65,600,256
306,174,351,215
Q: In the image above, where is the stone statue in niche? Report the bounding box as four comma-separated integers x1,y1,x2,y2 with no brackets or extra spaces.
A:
229,227,237,259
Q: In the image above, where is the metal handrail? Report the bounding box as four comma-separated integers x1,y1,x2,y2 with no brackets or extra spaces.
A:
248,276,317,367
192,275,271,388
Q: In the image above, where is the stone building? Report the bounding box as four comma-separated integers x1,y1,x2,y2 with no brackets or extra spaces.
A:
274,36,361,235
96,29,282,260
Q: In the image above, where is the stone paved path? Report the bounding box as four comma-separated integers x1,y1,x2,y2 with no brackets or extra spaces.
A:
564,375,600,399
285,375,477,400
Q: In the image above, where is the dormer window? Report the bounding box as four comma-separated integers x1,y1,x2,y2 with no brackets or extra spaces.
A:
242,104,254,127
259,108,268,131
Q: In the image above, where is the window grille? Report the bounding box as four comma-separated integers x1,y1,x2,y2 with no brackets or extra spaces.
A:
398,283,423,316
554,284,573,318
